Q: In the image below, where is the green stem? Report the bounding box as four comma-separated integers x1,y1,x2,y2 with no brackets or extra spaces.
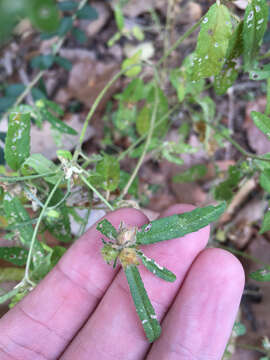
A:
266,78,270,117
80,174,114,211
119,72,159,200
157,18,202,67
207,122,270,163
0,171,59,182
117,105,178,162
236,343,266,354
23,176,63,285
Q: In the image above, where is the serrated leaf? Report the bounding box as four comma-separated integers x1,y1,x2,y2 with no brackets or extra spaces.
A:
95,155,120,191
190,4,232,80
251,111,270,139
173,164,207,183
76,4,98,20
250,266,270,281
260,211,270,234
136,250,176,282
124,265,161,342
4,112,30,171
214,21,244,95
22,153,61,185
0,247,28,266
243,0,269,70
96,218,118,241
136,202,226,245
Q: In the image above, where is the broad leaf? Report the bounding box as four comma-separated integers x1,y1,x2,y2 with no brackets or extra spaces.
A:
4,112,30,171
243,0,269,70
22,153,61,185
260,211,270,234
95,155,120,192
0,247,28,266
136,250,176,282
190,4,232,80
250,266,270,281
251,111,270,140
124,265,161,342
136,202,226,245
173,164,207,183
76,4,98,20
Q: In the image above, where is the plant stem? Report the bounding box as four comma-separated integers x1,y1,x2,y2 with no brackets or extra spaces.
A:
266,78,270,116
23,176,63,285
157,18,203,67
0,171,59,182
117,105,178,161
218,245,267,266
119,72,159,200
236,343,266,354
208,122,270,163
80,174,114,211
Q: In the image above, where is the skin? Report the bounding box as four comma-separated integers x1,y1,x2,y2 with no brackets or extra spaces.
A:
0,204,245,360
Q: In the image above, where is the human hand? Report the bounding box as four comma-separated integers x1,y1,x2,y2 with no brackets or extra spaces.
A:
0,204,244,360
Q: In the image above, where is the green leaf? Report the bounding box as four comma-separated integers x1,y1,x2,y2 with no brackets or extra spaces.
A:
251,111,270,139
243,0,269,70
136,202,226,245
54,56,72,70
41,108,77,135
250,266,270,281
118,170,138,197
0,287,20,305
0,247,28,266
58,1,78,11
22,153,61,185
50,246,66,267
31,55,55,70
170,69,185,102
119,78,146,102
136,105,150,136
57,16,73,36
96,219,118,241
190,4,232,80
260,170,270,193
260,211,270,234
27,0,60,33
214,21,244,95
71,27,87,44
114,4,124,31
95,155,120,191
233,322,246,336
214,165,241,201
76,4,98,20
173,164,207,183
122,51,142,77
4,112,31,171
136,250,176,282
5,84,25,97
250,63,270,80
3,194,35,249
124,265,161,342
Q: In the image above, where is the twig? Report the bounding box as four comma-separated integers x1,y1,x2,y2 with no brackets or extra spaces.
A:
119,71,159,200
225,87,235,160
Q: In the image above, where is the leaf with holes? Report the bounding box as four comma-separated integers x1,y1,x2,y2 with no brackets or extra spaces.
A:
96,219,118,241
124,265,161,342
190,3,232,80
214,21,244,95
243,0,269,71
4,112,30,171
0,247,28,266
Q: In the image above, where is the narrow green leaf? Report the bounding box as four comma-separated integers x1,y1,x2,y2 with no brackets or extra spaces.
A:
97,219,118,241
22,154,61,185
243,0,269,70
214,21,244,95
173,164,207,183
42,109,77,135
124,265,161,342
190,4,232,80
251,111,270,139
250,266,270,281
114,4,124,31
260,211,270,234
136,250,176,282
136,202,226,245
0,247,28,266
4,112,31,171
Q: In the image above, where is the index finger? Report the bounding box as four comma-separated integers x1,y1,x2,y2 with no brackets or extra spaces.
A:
0,208,148,360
